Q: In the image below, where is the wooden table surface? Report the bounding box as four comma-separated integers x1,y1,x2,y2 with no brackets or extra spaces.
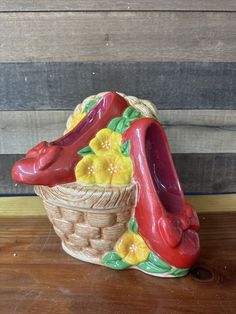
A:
0,207,236,313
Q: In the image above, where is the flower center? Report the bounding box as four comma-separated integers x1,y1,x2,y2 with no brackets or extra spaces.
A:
101,140,111,150
107,163,118,174
129,244,137,252
87,165,95,176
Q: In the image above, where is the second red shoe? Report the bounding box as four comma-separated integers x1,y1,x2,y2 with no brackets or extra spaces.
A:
123,118,200,269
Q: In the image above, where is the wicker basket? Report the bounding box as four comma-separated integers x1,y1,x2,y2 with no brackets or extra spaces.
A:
35,92,157,264
35,182,136,264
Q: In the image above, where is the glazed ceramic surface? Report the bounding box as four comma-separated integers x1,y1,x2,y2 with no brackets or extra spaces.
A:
12,93,128,186
12,91,200,278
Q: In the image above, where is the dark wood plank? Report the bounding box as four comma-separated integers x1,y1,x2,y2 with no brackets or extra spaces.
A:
0,62,236,110
0,213,235,313
0,12,235,62
2,154,236,195
174,154,236,193
0,155,35,195
0,0,236,11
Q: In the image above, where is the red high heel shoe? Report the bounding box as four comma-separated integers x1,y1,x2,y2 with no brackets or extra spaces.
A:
12,92,128,187
123,118,200,268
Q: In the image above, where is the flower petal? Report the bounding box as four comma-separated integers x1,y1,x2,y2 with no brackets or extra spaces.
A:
115,231,134,259
110,156,133,184
123,250,139,265
90,128,122,156
93,155,133,185
75,154,97,184
135,244,150,263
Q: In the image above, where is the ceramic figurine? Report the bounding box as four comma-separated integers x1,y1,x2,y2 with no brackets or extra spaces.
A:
12,91,200,277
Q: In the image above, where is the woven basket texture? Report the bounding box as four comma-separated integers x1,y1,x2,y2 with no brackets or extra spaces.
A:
35,182,136,262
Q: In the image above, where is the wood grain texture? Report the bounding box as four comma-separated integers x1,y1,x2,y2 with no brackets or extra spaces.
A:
1,1,236,12
0,213,235,313
1,62,236,110
174,153,236,193
1,110,235,154
1,194,236,217
0,12,235,62
1,154,236,195
0,155,35,195
0,196,46,216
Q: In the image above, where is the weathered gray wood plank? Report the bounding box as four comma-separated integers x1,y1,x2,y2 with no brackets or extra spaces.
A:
0,1,236,11
1,110,236,154
0,12,235,62
1,62,236,110
2,154,236,194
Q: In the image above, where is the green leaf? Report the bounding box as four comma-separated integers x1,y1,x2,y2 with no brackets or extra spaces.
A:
123,106,142,121
120,140,131,157
170,267,189,277
138,261,169,274
123,106,135,118
102,251,120,263
128,217,138,234
107,117,130,134
116,117,130,133
148,252,171,271
107,117,123,131
77,146,94,156
83,97,101,113
102,252,130,270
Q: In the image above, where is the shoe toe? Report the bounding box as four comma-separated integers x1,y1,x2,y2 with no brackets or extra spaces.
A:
177,228,200,267
12,158,29,183
159,216,183,248
185,204,200,232
12,157,38,185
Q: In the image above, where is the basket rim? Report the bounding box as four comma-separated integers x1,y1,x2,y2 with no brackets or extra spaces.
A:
35,180,136,193
34,181,137,213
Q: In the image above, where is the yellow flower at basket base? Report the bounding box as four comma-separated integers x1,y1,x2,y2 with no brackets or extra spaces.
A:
67,112,86,132
115,231,150,265
89,128,122,156
75,154,98,184
95,154,133,185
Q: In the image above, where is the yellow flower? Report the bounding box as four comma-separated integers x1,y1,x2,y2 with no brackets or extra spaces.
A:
95,154,133,185
115,231,150,265
75,154,133,185
67,112,86,132
75,154,97,184
90,128,122,156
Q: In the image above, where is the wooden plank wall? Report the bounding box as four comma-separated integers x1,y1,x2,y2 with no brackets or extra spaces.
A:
0,1,235,195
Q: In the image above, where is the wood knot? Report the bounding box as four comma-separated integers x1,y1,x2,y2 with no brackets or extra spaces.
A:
190,266,214,282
